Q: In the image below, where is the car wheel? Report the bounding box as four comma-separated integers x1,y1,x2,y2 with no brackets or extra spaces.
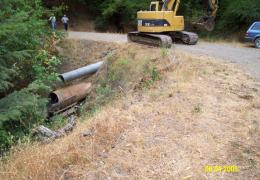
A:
255,37,260,48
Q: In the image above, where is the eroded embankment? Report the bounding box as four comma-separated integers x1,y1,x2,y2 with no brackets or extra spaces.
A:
0,40,259,179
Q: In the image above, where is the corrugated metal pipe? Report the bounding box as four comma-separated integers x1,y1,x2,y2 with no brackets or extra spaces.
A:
59,61,104,83
48,83,91,114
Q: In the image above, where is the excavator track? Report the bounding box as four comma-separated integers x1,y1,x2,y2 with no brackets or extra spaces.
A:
128,32,172,48
177,31,199,45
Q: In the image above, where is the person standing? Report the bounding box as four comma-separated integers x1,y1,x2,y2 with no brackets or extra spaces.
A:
49,15,56,30
61,15,69,31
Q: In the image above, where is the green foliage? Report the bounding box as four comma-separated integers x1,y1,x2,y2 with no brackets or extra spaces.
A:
160,48,169,58
179,0,260,36
0,67,15,93
0,90,47,153
141,66,160,88
77,0,150,30
0,0,61,153
216,0,260,33
95,83,115,105
0,0,47,93
45,115,67,130
88,56,133,113
28,50,60,95
150,67,160,82
77,0,260,36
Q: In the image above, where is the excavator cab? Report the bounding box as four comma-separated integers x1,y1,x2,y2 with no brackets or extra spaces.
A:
150,1,164,11
150,2,158,11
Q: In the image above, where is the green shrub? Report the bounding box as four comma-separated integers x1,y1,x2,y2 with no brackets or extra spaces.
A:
0,90,47,154
141,66,160,88
77,0,150,30
79,0,260,36
180,0,260,37
216,0,260,34
0,0,61,153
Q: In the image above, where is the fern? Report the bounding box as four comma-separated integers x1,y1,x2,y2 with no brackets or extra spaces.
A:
0,0,61,153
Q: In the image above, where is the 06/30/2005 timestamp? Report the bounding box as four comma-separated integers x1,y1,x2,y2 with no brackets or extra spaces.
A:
204,165,239,173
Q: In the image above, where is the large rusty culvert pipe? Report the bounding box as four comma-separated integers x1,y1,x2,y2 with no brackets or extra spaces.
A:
59,61,104,83
48,83,91,114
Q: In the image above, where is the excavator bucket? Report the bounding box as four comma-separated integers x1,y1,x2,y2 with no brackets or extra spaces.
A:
192,15,216,31
192,0,218,31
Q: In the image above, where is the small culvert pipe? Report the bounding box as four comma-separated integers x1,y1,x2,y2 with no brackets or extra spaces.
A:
59,61,104,83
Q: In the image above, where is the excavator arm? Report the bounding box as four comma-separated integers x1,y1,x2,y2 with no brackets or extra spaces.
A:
162,0,180,12
161,0,218,31
194,0,218,31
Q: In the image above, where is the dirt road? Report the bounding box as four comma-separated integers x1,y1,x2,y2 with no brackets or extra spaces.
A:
68,31,260,80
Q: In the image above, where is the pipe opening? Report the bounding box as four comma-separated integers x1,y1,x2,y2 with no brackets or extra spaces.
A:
49,92,59,104
58,75,65,82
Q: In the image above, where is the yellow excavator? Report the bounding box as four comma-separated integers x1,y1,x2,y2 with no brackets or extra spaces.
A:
128,0,218,47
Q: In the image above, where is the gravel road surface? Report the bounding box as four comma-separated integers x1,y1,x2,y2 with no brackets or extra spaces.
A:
68,31,260,80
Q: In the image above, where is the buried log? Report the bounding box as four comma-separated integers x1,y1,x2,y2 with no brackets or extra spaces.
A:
48,82,91,116
34,125,59,139
59,61,104,83
33,116,76,141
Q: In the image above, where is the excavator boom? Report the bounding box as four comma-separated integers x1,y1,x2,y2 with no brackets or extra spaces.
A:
162,0,218,31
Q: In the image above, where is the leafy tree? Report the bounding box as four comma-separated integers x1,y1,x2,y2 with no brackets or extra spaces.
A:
74,0,260,35
216,0,260,33
0,90,47,152
0,0,46,93
0,0,61,153
74,0,150,30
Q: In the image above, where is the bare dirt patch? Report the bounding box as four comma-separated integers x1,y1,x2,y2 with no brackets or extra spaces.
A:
0,41,259,179
57,39,119,73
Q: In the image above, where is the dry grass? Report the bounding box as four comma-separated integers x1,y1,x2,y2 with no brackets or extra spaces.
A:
56,39,119,73
200,32,245,47
0,41,259,179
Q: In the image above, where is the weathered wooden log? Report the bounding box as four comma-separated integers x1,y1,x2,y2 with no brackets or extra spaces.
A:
34,125,59,139
56,116,76,135
33,116,76,141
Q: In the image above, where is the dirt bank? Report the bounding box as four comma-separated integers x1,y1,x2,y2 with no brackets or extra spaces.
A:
0,40,259,179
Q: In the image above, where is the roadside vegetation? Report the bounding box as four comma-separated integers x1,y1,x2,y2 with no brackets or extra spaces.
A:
0,41,259,179
62,0,260,38
0,41,174,179
0,0,259,178
0,0,62,154
57,39,168,118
